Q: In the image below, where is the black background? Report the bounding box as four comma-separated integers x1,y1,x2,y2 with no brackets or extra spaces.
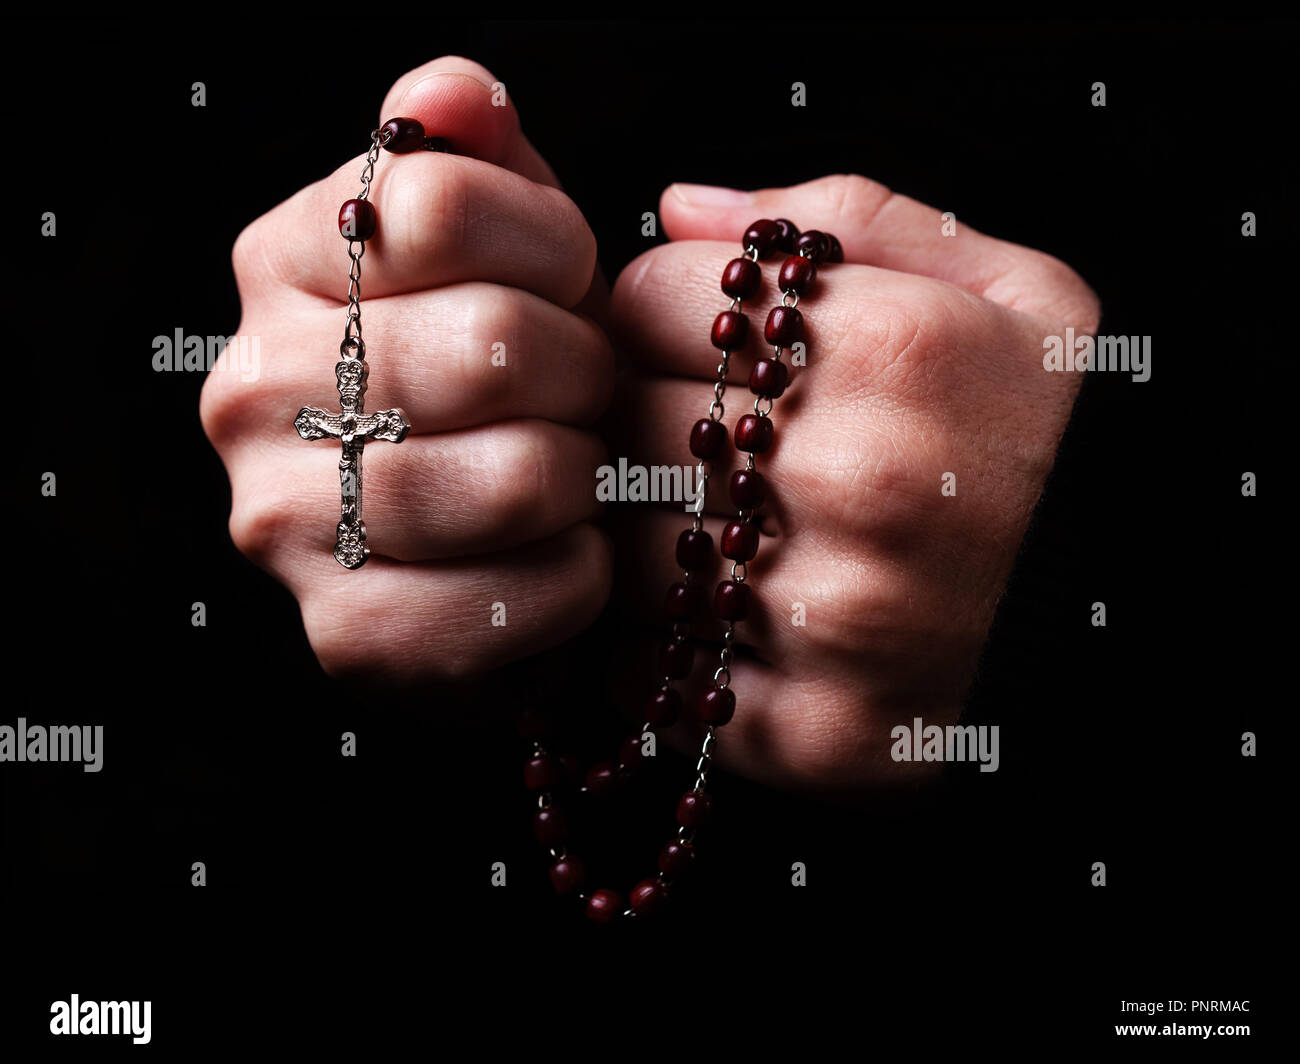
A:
3,17,1285,1050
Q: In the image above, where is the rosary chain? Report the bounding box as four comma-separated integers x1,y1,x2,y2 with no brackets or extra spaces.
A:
522,226,834,921
343,130,387,348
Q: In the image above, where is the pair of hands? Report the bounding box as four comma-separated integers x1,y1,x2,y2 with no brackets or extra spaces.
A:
200,57,1099,790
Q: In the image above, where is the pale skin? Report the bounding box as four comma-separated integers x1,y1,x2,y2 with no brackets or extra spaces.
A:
201,57,1100,792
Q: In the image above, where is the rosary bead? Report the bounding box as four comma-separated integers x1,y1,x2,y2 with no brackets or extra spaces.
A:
534,807,568,846
748,358,789,399
689,418,728,460
743,218,783,258
586,762,619,795
779,254,817,295
659,840,697,878
676,528,714,570
729,469,767,509
619,733,647,770
696,686,736,725
676,790,713,828
380,116,426,153
629,878,668,916
734,413,774,454
714,579,752,621
710,310,750,351
772,218,800,253
825,232,844,263
659,637,695,680
764,305,804,346
549,856,586,895
338,199,377,242
524,754,561,790
665,581,703,619
794,229,831,263
721,521,760,562
721,257,762,300
586,889,625,923
646,687,683,727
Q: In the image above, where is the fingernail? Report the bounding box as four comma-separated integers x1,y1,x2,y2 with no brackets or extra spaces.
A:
398,69,492,107
670,183,755,206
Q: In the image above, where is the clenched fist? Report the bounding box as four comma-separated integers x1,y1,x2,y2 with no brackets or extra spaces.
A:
201,58,614,683
609,175,1099,789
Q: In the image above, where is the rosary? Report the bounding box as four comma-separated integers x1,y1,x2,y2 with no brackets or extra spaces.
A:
297,119,839,918
292,117,445,569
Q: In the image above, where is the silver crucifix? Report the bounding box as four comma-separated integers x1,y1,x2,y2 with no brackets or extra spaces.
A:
294,339,409,569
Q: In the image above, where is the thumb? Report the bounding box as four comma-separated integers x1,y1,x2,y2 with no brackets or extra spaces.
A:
380,56,562,188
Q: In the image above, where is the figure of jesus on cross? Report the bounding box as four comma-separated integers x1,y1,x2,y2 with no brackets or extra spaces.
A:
294,338,409,569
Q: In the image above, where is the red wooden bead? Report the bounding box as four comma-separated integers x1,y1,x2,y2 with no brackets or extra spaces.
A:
659,637,694,680
646,687,683,727
779,255,817,295
721,521,759,562
729,469,767,509
586,762,618,795
764,305,804,346
772,218,800,253
689,418,728,460
795,230,831,263
721,257,762,299
677,790,713,828
714,580,752,621
629,878,668,916
659,841,696,878
826,232,844,263
749,358,788,399
549,856,585,895
586,888,625,923
696,686,736,725
338,199,377,241
676,528,713,570
533,807,568,846
710,310,749,351
524,754,560,790
619,733,647,770
664,581,703,619
743,218,782,258
734,413,774,453
380,116,426,153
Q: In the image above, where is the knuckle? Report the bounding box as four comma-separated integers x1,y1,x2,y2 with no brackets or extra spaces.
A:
387,154,470,258
460,286,521,406
778,700,871,785
227,488,292,565
820,173,893,230
198,354,245,448
300,596,374,682
541,187,597,306
230,218,276,291
480,424,553,532
1026,252,1103,333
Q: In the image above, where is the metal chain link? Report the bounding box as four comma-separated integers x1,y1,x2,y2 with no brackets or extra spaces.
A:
343,129,387,349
